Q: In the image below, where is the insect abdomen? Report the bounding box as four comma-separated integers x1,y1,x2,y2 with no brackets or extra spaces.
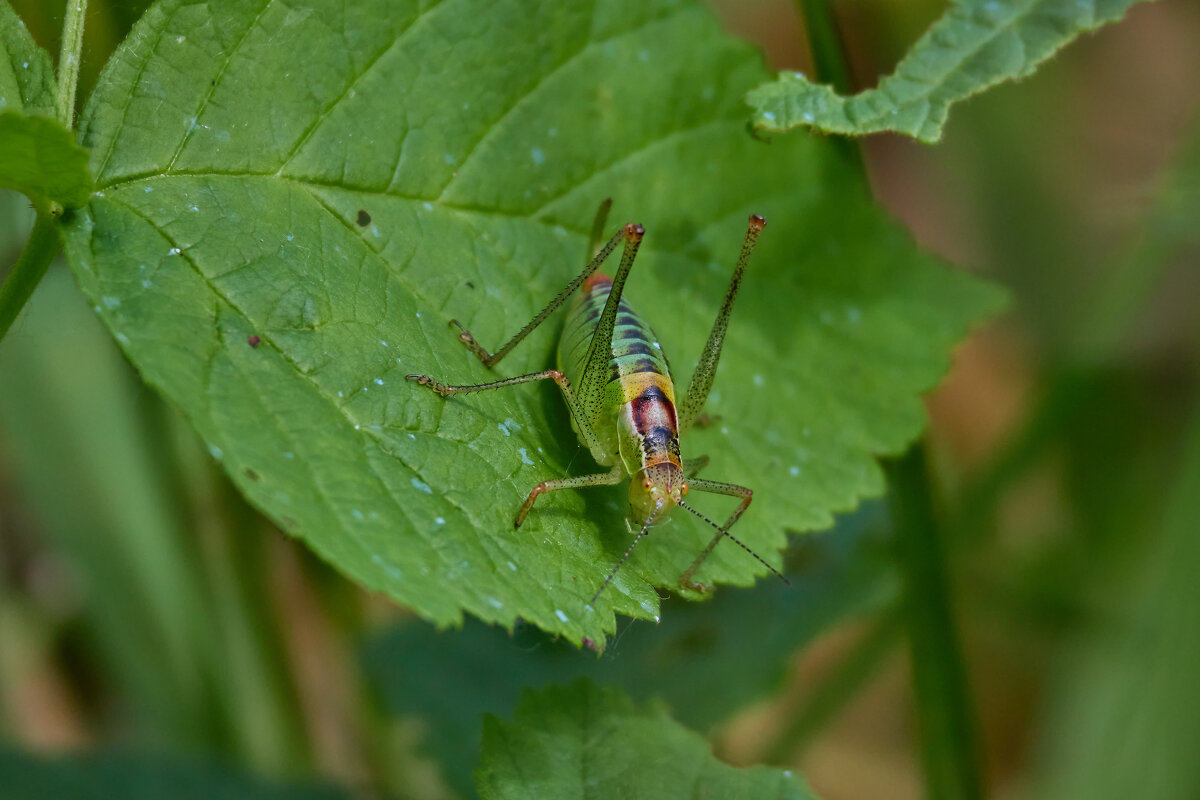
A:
558,274,680,472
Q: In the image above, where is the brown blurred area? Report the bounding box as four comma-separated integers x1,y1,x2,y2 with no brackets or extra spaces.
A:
707,1,1200,798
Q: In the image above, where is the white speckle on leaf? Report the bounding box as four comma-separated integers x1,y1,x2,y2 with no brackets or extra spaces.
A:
167,247,181,255
487,597,503,609
115,332,130,344
141,279,152,288
530,147,545,165
507,561,517,571
443,153,455,164
371,225,381,237
144,186,153,193
803,112,815,122
380,340,388,347
415,311,421,319
175,35,185,43
354,424,361,430
762,111,776,122
847,306,861,324
337,391,343,398
411,477,433,494
283,451,294,459
407,433,415,440
503,417,521,431
208,444,223,460
371,554,402,580
555,609,569,623
517,448,534,466
351,509,364,520
753,374,765,387
498,422,511,437
21,61,28,68
285,234,294,241
216,130,230,142
790,466,800,476
374,378,384,386
102,296,120,308
422,201,433,211
434,516,445,525
721,426,729,435
188,204,198,212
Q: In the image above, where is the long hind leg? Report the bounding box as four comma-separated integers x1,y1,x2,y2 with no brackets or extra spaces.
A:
452,219,628,368
678,214,766,435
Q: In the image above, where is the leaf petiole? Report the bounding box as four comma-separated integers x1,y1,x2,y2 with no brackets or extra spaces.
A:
0,213,61,344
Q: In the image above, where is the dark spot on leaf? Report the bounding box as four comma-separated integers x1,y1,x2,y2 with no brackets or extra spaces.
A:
356,209,371,226
281,516,299,530
245,468,260,481
247,335,261,347
466,281,475,289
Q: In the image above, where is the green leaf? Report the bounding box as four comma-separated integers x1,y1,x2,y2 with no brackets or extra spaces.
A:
476,679,816,799
0,112,93,207
60,0,1002,644
748,0,1153,143
363,505,894,796
0,747,348,800
0,0,56,115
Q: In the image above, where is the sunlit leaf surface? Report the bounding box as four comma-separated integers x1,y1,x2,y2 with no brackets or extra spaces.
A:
60,0,1001,642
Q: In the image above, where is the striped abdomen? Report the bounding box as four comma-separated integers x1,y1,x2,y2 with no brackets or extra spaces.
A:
557,274,682,475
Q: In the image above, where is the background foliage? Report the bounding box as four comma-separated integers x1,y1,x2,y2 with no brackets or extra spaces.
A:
1,0,1198,798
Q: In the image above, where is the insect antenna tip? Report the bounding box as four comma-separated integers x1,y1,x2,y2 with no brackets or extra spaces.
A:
748,213,766,231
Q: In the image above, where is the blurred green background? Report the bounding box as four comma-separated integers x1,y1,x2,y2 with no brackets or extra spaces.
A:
1,1,1198,798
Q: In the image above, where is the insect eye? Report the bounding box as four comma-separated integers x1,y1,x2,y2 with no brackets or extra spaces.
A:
681,482,689,495
643,479,652,489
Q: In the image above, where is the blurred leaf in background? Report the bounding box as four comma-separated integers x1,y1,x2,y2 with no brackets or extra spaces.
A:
363,503,893,797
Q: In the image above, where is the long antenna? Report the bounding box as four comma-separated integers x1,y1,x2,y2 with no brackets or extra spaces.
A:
590,508,658,606
678,500,790,586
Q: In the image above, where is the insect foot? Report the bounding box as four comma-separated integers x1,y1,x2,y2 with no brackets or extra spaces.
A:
405,373,451,396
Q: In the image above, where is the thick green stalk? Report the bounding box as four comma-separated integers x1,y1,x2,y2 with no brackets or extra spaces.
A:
0,214,59,343
887,443,985,800
56,0,88,126
794,0,867,175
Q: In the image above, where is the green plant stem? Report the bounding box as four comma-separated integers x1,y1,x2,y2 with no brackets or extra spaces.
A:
887,442,985,800
0,214,59,343
794,0,867,176
56,0,88,127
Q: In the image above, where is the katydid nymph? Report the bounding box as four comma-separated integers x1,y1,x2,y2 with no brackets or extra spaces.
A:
407,202,789,605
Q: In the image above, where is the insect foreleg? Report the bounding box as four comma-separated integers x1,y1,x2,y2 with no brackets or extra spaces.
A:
514,464,624,528
678,214,766,434
452,225,628,369
678,478,754,591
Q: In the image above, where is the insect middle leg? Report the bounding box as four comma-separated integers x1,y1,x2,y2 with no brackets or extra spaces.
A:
678,477,753,591
406,368,611,463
